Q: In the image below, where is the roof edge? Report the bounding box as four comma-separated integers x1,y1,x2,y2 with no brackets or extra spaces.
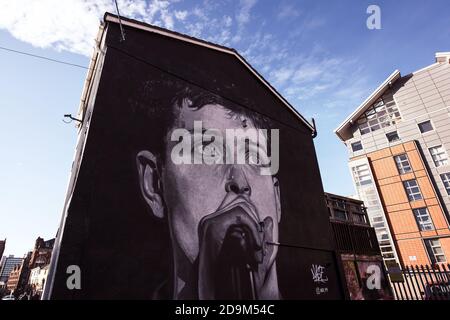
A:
334,69,401,141
103,12,315,133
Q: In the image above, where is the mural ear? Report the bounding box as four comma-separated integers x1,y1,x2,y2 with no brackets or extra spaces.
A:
273,177,281,223
136,150,165,219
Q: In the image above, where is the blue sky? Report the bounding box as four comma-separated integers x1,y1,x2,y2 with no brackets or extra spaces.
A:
1,0,449,257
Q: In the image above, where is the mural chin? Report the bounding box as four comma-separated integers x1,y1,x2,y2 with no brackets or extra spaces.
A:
197,204,278,299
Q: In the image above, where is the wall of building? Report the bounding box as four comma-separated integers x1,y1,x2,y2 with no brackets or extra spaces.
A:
46,21,343,300
365,141,450,266
345,57,450,268
0,256,23,284
347,60,450,218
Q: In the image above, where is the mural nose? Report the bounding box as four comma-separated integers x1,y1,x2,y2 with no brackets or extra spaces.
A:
225,167,251,196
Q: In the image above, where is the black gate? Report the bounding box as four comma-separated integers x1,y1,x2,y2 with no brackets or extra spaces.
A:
388,264,450,300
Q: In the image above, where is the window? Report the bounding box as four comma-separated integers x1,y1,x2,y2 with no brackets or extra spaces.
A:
372,216,384,223
351,164,372,186
394,154,412,174
413,208,434,231
429,145,449,167
441,173,450,195
403,179,423,201
386,131,400,142
418,120,434,133
351,141,363,152
425,239,446,263
357,98,401,135
333,209,347,220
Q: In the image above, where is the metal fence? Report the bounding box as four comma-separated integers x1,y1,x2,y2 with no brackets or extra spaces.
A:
389,264,450,300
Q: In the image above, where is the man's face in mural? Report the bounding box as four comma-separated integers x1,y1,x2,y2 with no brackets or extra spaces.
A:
137,99,281,299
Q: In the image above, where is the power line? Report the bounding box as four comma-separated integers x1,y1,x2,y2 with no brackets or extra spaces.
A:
109,45,312,136
114,0,126,42
0,44,313,135
0,45,89,70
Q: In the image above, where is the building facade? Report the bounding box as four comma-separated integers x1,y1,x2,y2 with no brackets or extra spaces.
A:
28,237,54,270
325,192,392,300
5,251,31,296
0,255,23,285
335,52,450,269
6,263,23,294
43,13,345,300
29,265,50,297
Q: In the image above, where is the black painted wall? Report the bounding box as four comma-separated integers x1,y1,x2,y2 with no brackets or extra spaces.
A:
48,20,342,300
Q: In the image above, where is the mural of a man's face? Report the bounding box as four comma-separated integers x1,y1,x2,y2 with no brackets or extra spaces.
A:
137,97,281,299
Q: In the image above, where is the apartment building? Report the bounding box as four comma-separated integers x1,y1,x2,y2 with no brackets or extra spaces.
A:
335,52,450,269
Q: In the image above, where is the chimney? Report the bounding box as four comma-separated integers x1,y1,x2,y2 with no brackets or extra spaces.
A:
435,52,450,64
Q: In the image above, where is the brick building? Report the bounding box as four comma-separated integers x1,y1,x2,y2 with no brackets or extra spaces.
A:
335,52,450,269
29,237,55,269
2,237,54,297
6,252,31,295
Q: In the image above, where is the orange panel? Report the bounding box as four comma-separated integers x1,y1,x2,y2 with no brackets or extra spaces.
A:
404,141,417,152
420,230,439,238
400,172,415,181
386,202,411,213
437,229,450,236
428,205,449,230
368,148,392,161
378,176,401,186
417,176,435,199
371,158,398,180
397,239,430,266
415,170,427,178
388,210,419,234
379,182,409,206
425,198,438,206
396,232,421,240
390,144,406,155
407,151,424,171
410,200,427,209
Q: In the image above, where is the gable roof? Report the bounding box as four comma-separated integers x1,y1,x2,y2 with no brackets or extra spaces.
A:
104,12,314,133
334,70,401,141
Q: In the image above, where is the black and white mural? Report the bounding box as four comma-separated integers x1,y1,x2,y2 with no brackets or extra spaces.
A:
45,21,344,300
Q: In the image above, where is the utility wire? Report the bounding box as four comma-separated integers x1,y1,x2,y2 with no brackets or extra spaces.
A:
109,45,312,136
114,0,126,41
0,45,89,70
0,44,313,135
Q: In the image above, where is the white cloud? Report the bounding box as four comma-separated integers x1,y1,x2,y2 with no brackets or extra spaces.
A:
174,10,188,21
236,0,257,27
272,68,294,85
0,0,369,121
223,15,233,28
0,0,179,56
277,3,300,20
